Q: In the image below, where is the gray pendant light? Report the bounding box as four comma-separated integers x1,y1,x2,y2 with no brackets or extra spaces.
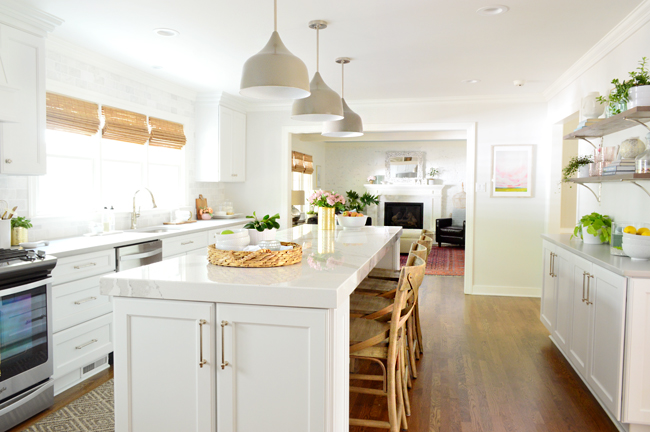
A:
291,21,344,122
322,58,363,137
240,0,310,100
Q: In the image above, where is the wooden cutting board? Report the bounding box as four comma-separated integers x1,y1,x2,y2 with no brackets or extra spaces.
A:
163,220,197,225
195,194,207,220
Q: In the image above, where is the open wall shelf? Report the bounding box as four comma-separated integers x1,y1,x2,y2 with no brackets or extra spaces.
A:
563,106,650,140
566,173,650,202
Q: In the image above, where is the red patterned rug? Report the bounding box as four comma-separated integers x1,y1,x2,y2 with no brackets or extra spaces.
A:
400,245,465,276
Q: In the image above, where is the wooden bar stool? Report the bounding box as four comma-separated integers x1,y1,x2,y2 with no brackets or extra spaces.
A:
349,254,426,431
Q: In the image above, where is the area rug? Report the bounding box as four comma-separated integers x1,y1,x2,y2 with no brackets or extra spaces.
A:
400,245,465,276
25,379,114,431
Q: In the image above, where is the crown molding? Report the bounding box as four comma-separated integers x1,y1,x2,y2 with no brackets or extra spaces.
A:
46,36,198,102
245,93,546,112
543,0,650,101
0,0,63,36
196,91,250,113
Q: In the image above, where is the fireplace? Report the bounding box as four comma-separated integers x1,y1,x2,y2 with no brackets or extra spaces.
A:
384,202,424,230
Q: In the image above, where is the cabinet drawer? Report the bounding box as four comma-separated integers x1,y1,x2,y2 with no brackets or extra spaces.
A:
52,249,116,285
163,232,208,257
53,274,113,333
53,313,113,379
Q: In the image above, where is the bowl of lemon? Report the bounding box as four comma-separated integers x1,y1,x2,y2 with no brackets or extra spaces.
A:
622,225,650,260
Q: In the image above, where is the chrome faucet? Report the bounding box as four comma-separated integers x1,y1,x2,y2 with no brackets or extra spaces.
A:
131,188,157,229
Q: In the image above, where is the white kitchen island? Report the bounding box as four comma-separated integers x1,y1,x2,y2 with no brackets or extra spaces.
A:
100,225,402,432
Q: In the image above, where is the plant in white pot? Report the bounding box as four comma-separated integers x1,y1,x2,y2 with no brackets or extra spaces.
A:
573,212,612,245
562,155,594,182
244,212,280,244
627,57,650,109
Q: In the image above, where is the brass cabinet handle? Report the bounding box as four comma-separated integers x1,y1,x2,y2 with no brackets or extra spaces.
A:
75,339,98,350
199,319,208,368
552,253,557,277
5,159,12,164
586,275,594,305
74,262,97,270
181,241,194,246
582,272,587,302
549,252,554,277
74,296,97,305
221,320,229,370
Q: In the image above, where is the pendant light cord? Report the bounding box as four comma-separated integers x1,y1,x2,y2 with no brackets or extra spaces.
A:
316,27,320,72
274,0,277,32
341,62,345,98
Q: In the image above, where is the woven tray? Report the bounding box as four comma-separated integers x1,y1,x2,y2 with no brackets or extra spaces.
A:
207,242,302,268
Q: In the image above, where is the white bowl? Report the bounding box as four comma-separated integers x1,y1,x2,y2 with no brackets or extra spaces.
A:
214,229,250,250
336,215,368,229
622,235,650,260
215,228,249,239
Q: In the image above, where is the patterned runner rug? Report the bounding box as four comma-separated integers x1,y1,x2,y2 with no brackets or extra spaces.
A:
400,245,465,276
25,379,114,431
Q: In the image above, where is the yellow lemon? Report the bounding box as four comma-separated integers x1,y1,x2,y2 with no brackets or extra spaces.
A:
638,227,650,235
643,232,650,237
624,226,637,235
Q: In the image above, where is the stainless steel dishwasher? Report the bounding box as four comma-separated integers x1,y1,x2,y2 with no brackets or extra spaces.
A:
116,240,163,272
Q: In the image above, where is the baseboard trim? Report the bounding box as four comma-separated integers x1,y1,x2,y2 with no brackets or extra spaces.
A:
471,285,541,297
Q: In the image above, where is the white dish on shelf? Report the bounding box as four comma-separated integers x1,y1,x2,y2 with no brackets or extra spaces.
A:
336,215,368,229
211,213,243,219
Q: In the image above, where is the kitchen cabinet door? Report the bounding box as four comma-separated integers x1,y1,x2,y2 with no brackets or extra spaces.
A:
217,303,327,432
113,298,215,432
568,256,592,378
552,247,573,354
0,24,46,175
586,265,626,419
540,241,557,333
230,109,246,181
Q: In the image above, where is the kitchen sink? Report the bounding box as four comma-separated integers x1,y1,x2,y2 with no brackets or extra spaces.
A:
133,226,183,233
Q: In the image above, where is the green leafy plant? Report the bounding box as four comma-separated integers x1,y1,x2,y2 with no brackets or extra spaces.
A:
562,155,593,182
243,212,280,232
572,212,612,243
11,216,33,229
428,168,440,177
345,191,379,212
597,57,649,115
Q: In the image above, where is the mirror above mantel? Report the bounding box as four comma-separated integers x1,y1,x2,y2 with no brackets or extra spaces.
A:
385,151,425,183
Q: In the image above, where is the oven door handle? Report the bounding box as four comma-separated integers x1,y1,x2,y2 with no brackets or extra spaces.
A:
0,277,53,297
119,248,163,262
0,378,53,415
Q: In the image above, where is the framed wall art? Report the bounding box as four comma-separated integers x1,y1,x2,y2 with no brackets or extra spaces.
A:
491,145,534,198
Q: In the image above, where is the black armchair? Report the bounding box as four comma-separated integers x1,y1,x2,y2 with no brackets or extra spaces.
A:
436,215,466,248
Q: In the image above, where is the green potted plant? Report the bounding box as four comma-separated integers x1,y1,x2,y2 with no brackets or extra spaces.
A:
597,57,650,115
562,155,594,182
244,211,280,244
345,191,379,213
572,212,611,245
427,167,440,185
11,216,33,246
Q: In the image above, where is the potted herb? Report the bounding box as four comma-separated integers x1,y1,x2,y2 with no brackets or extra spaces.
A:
11,216,33,246
244,211,280,244
562,155,594,182
597,57,650,115
572,212,611,245
427,168,440,185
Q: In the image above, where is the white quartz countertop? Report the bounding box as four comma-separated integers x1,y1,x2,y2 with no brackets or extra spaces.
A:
542,234,650,278
38,219,248,258
100,225,403,309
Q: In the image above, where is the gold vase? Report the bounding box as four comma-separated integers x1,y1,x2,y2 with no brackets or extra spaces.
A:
11,227,28,246
318,207,335,231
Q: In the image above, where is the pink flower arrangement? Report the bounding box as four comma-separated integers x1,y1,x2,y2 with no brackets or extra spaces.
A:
367,176,376,182
308,190,346,210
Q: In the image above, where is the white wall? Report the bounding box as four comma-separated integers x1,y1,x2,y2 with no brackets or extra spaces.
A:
0,39,226,240
546,14,650,231
227,99,548,296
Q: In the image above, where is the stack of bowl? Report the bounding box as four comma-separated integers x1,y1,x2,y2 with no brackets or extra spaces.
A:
214,229,250,251
622,233,650,260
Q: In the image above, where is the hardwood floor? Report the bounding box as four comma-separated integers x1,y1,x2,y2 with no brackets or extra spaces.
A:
7,366,114,432
350,276,619,432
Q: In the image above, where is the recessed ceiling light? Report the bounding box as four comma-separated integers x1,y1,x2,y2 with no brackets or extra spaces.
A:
462,79,481,84
152,65,164,70
153,28,179,37
476,5,509,15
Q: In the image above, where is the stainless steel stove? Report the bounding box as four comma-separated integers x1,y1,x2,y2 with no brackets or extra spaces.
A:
0,248,57,432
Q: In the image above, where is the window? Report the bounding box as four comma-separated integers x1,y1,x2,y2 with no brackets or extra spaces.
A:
33,129,185,217
292,171,313,212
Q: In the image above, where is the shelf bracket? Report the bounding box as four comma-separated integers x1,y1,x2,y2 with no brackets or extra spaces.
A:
624,117,650,133
579,137,598,149
629,181,650,199
575,182,601,203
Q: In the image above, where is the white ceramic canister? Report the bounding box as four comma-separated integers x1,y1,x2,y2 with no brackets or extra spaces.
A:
628,85,650,109
581,91,605,119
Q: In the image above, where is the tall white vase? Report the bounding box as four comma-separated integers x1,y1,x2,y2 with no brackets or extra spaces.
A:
581,92,605,119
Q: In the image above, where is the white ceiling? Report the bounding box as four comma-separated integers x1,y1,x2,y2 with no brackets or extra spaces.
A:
25,0,644,100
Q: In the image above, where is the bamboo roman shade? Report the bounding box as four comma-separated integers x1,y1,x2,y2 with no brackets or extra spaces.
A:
291,151,314,174
46,93,100,136
102,106,150,145
149,117,187,150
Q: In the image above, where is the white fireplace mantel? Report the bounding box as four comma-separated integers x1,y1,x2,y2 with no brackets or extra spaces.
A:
364,183,445,196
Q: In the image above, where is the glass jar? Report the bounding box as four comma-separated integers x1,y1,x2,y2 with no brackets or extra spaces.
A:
223,201,234,215
610,221,628,256
636,137,650,173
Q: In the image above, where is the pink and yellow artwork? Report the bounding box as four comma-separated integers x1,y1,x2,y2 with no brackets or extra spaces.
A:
491,145,533,197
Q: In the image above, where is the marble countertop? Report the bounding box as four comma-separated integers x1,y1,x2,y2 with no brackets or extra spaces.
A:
39,218,248,258
100,225,403,309
542,234,650,278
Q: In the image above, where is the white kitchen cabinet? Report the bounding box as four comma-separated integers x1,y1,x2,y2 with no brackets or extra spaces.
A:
0,23,47,175
586,265,626,418
568,256,592,378
552,247,573,354
217,303,327,432
540,241,557,333
195,99,246,183
113,298,216,432
162,232,208,258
